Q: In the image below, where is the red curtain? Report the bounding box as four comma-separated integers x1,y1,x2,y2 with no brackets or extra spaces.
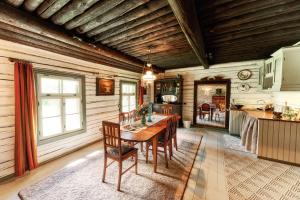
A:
138,80,144,106
14,62,38,176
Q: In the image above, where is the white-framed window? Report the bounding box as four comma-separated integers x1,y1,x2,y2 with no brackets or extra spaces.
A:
120,81,137,112
36,70,86,144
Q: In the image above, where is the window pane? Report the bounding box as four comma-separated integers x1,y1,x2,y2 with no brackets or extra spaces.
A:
65,114,81,131
42,117,62,137
122,106,129,112
41,77,60,94
41,99,61,118
122,95,129,107
65,98,80,114
130,95,136,111
63,79,80,94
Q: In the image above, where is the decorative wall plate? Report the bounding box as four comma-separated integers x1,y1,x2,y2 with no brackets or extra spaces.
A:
238,83,250,92
237,69,252,80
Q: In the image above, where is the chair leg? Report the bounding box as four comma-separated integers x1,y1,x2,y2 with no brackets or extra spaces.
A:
146,143,149,163
140,142,143,152
135,152,138,175
164,145,168,168
117,161,122,191
102,155,107,183
168,141,172,160
174,134,178,151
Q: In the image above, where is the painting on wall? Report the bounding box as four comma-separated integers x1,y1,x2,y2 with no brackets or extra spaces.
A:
96,78,115,96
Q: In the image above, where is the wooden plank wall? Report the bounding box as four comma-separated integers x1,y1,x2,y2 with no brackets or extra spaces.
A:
258,119,300,165
0,39,140,180
164,61,272,122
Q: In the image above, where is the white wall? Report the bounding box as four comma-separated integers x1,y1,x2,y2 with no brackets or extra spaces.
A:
272,92,300,110
164,60,273,122
0,39,140,179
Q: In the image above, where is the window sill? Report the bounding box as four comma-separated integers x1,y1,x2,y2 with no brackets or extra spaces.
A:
37,128,86,145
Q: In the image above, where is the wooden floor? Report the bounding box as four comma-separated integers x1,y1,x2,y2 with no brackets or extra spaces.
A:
0,128,229,200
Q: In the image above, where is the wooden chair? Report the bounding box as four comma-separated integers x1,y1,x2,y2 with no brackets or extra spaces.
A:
145,118,173,168
161,105,173,115
119,112,130,124
129,109,137,121
199,103,211,120
102,121,138,191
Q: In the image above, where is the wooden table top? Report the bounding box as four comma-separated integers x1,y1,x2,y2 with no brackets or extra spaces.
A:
121,114,180,142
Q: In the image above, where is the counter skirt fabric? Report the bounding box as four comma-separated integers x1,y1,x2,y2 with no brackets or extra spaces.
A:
240,114,259,154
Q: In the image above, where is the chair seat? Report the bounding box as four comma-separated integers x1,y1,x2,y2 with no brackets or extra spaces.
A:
108,145,137,157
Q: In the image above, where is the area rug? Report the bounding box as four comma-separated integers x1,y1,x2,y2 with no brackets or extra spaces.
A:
18,130,202,200
223,134,249,153
224,148,300,200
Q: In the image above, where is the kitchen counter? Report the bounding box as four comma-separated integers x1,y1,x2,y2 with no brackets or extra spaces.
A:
230,109,300,165
242,110,300,122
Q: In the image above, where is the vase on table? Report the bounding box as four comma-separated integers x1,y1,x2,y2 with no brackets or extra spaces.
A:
141,114,146,125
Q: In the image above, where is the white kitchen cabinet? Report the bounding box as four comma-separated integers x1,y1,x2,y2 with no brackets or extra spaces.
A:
271,46,300,91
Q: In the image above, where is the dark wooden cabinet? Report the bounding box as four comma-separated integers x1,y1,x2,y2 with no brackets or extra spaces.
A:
154,77,183,104
153,77,183,126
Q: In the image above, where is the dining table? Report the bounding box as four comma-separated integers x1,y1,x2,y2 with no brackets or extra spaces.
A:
120,114,180,173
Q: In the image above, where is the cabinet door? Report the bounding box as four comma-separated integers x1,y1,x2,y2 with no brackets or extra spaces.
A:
282,51,300,89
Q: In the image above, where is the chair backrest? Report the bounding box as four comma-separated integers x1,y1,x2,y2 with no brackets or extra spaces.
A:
162,105,172,115
129,109,137,121
164,118,173,142
171,115,177,136
119,112,130,124
201,103,211,111
102,121,121,156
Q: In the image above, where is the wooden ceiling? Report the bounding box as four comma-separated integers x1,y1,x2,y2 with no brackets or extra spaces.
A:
4,0,203,70
3,0,300,70
198,0,300,64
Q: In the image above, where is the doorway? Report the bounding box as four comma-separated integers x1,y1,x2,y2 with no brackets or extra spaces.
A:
193,77,231,129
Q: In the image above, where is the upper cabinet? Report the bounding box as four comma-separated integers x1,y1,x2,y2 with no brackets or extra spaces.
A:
260,46,300,91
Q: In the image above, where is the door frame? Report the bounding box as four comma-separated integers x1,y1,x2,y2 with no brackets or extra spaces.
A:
193,76,231,129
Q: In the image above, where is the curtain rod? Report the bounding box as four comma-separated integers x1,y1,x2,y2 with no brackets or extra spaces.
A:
7,57,140,80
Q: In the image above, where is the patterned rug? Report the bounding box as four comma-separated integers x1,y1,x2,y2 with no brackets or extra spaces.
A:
224,145,300,200
223,134,249,153
18,130,202,200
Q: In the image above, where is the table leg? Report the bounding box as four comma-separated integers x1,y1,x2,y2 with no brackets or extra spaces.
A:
152,135,158,173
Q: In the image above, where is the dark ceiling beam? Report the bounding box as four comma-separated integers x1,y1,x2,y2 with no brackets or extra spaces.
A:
118,33,186,52
0,24,142,72
37,0,71,19
209,28,300,48
76,0,150,34
51,0,100,25
205,11,300,36
92,6,172,40
203,0,294,25
208,1,300,34
199,0,235,11
93,13,176,41
24,0,45,11
131,43,191,57
5,0,24,6
123,40,189,56
168,0,209,68
106,20,179,46
65,0,124,30
112,25,181,49
89,0,168,37
0,2,147,72
137,49,194,60
208,20,300,44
